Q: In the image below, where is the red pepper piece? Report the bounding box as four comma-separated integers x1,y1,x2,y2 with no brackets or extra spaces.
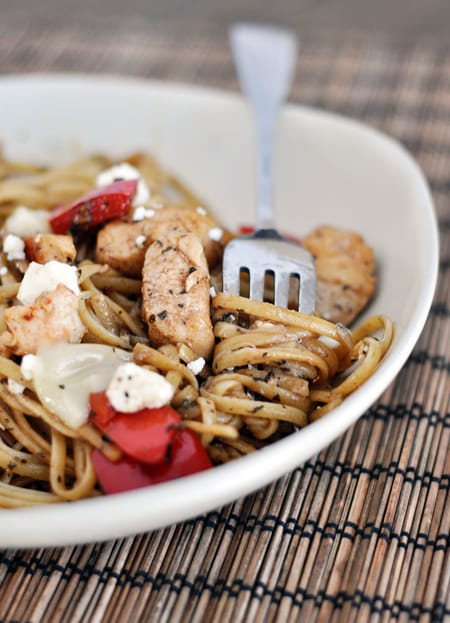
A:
49,179,138,234
89,391,181,465
92,428,212,494
92,449,155,493
139,427,213,483
238,225,302,243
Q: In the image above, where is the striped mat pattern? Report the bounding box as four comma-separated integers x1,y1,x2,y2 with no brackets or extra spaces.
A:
0,16,448,623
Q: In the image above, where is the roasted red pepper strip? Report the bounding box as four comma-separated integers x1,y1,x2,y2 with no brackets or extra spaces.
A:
92,428,212,494
89,391,181,465
49,179,138,234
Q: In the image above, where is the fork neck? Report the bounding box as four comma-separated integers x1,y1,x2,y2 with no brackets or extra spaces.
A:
253,103,278,230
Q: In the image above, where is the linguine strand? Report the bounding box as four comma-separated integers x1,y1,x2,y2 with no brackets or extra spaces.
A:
0,152,393,507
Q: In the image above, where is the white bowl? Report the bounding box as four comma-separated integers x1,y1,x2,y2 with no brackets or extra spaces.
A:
0,74,438,548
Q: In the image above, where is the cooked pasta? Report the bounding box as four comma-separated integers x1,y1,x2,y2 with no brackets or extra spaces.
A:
0,151,393,506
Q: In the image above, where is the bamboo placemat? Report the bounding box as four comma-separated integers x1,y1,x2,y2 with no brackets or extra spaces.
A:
0,15,448,623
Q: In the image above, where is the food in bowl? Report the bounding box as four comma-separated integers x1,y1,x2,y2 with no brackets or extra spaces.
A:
0,152,392,506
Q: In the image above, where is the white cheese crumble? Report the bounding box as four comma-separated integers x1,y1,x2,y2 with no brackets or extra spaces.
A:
7,378,25,394
187,357,205,376
208,227,223,241
21,354,36,380
5,206,51,237
3,234,26,261
96,163,150,207
0,266,8,276
132,206,155,221
132,206,146,221
196,206,207,215
209,286,217,298
106,362,175,413
17,261,80,305
135,234,147,248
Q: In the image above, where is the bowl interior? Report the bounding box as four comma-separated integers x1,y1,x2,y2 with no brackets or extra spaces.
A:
0,74,438,547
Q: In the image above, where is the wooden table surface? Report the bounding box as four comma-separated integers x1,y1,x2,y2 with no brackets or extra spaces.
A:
0,3,449,622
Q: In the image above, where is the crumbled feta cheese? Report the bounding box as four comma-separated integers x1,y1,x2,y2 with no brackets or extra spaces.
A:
21,354,36,380
196,206,207,215
7,378,25,394
17,261,80,305
135,234,147,248
106,362,174,412
132,206,155,222
187,357,205,375
5,206,51,237
209,286,217,298
208,227,223,241
0,266,8,276
3,234,25,261
96,163,150,207
132,206,146,221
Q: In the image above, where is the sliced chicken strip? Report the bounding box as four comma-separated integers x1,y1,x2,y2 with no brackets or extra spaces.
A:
141,230,214,360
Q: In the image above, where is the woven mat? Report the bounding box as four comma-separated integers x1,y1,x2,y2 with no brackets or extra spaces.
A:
0,15,449,623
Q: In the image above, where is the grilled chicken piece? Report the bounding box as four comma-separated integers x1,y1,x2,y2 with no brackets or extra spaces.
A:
141,230,214,360
302,225,376,325
0,284,85,356
96,220,148,276
96,206,224,277
24,234,76,264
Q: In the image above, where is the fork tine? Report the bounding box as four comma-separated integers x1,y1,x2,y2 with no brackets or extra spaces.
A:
274,271,291,308
298,267,316,314
222,264,241,295
249,271,265,301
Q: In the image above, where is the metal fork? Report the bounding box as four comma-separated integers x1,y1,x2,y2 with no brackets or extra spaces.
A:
222,23,316,313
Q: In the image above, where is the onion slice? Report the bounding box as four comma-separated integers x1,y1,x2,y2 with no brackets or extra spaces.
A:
24,343,132,428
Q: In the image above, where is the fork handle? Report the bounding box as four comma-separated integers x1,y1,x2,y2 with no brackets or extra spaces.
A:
229,23,298,229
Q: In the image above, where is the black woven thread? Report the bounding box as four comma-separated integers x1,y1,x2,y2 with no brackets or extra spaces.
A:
405,351,450,371
0,550,448,620
1,516,447,577
193,514,450,552
362,402,450,427
430,302,450,318
293,457,450,490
